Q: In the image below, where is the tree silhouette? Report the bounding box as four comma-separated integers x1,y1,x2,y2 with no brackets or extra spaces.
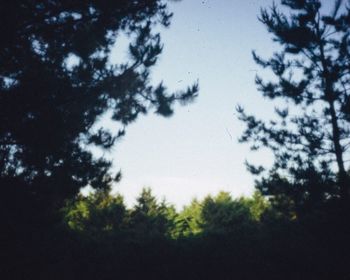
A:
0,0,198,210
238,0,350,212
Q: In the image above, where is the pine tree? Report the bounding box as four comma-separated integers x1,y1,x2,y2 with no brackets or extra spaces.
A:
128,188,174,239
238,0,350,210
62,190,126,237
0,1,198,209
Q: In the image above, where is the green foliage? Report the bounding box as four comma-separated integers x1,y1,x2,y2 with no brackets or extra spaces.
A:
246,190,270,221
173,198,203,237
127,188,175,239
201,192,250,234
62,189,272,240
62,190,126,238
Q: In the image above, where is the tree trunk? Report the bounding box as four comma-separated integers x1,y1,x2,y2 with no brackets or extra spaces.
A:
328,100,349,201
317,25,350,202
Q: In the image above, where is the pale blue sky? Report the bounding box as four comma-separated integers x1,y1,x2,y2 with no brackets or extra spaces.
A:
101,0,334,208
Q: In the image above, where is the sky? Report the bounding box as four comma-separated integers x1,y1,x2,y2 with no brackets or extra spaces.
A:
99,0,335,208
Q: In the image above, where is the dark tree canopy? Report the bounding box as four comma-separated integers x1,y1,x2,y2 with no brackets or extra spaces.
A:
238,0,350,213
0,0,198,207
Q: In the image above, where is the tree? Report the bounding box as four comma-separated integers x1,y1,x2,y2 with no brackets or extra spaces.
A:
127,188,174,240
238,0,350,211
200,192,254,235
62,190,126,238
0,1,198,209
242,190,270,222
173,198,203,237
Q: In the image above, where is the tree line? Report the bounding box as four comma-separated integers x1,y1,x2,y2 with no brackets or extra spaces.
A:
4,186,349,279
62,188,269,240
